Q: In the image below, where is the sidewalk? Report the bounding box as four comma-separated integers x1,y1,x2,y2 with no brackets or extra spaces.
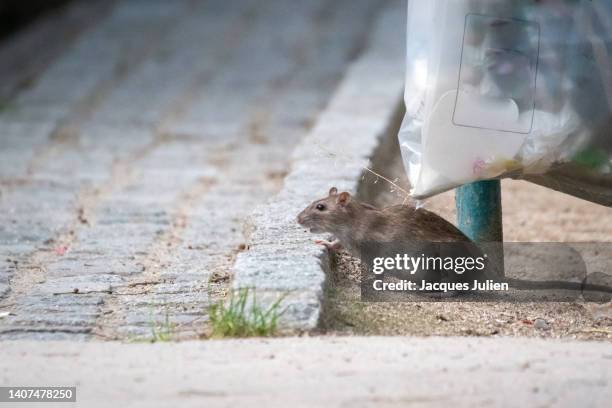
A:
1,336,610,407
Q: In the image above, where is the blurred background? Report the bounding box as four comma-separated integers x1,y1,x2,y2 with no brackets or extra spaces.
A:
0,0,71,39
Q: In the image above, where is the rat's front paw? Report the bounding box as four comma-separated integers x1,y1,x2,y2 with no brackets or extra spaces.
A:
314,239,342,251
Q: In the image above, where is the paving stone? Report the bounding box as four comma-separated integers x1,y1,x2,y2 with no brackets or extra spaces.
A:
17,293,104,309
123,311,204,327
0,330,92,341
46,257,147,278
0,293,104,339
33,274,124,295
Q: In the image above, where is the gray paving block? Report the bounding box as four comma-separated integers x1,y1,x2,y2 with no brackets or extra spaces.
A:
33,274,124,295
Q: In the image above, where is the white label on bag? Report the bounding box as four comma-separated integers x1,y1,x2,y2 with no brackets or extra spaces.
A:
453,14,540,134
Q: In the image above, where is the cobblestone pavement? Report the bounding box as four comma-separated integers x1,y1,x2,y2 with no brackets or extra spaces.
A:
0,0,386,340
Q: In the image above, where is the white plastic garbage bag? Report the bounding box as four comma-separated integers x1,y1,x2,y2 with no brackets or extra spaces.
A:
400,0,612,205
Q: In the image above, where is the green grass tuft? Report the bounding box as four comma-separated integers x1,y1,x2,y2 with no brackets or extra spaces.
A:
208,287,285,338
150,311,176,342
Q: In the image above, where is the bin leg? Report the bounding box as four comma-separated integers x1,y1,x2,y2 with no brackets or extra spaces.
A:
456,180,504,277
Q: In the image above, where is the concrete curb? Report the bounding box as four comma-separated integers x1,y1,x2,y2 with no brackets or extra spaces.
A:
232,0,405,330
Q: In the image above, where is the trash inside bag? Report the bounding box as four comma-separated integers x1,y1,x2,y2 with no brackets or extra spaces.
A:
399,0,612,205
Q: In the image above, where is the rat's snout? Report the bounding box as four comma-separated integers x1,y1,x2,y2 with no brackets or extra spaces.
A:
296,211,306,225
296,208,311,227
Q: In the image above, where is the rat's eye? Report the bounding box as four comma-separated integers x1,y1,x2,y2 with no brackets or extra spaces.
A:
316,203,326,211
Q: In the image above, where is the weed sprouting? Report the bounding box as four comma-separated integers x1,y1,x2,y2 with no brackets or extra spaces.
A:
208,287,286,338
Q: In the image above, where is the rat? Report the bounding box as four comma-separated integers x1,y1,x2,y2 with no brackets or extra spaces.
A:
296,187,612,298
296,187,481,290
296,187,470,252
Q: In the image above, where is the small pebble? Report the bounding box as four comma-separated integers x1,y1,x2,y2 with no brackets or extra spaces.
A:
534,318,550,330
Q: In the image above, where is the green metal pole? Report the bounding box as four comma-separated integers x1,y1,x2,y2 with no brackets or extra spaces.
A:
456,180,504,277
456,180,503,242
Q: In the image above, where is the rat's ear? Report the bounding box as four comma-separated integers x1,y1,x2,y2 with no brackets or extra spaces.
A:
328,187,338,196
337,192,351,206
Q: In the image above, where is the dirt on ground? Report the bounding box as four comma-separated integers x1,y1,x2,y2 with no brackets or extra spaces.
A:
322,151,612,341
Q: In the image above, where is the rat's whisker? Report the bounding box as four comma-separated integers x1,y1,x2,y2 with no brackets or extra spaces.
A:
313,143,410,201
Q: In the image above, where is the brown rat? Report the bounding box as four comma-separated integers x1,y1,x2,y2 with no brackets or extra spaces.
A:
296,187,479,291
296,186,470,253
297,187,612,298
